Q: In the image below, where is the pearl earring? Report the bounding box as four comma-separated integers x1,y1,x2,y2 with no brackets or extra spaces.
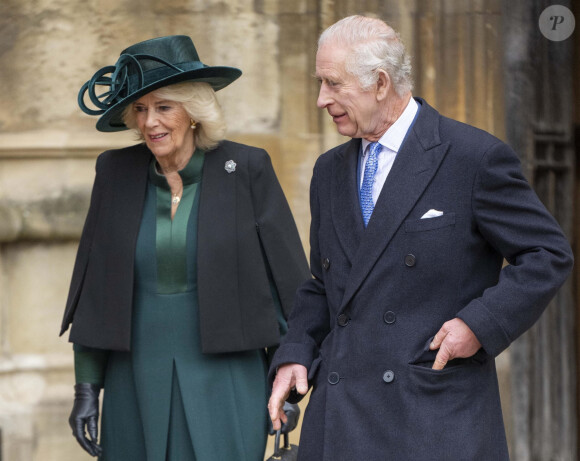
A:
190,119,197,129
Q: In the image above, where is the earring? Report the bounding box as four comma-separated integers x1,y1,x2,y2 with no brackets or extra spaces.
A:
190,119,197,130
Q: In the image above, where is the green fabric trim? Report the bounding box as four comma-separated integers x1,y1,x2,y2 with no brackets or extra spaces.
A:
149,149,205,294
148,148,204,188
73,344,109,386
155,185,198,293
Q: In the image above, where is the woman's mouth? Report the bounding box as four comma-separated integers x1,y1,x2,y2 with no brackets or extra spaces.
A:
149,133,167,141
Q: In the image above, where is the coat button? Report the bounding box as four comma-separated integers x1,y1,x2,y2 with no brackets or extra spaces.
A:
383,370,395,383
383,311,396,324
337,314,349,326
322,258,331,270
328,372,340,385
404,254,416,267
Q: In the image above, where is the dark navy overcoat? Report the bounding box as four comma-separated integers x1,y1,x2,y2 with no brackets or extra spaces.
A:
270,99,573,460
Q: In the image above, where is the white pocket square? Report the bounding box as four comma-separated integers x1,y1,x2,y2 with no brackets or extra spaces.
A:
421,209,444,219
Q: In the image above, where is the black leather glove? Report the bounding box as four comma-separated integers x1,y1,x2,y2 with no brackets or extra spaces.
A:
268,401,301,435
69,383,102,457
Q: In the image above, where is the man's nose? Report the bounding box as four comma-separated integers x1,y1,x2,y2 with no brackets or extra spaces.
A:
317,84,331,108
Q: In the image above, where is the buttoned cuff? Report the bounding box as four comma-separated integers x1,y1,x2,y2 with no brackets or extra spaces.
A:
457,298,512,357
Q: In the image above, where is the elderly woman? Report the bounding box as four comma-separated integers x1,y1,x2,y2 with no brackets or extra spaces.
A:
60,35,308,460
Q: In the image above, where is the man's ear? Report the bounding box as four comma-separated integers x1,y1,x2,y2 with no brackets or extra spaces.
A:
375,69,390,101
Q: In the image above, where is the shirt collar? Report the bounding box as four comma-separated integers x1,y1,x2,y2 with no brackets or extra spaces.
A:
361,97,419,156
149,148,205,189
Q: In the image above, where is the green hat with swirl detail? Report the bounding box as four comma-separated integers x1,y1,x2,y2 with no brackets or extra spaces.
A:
78,35,242,132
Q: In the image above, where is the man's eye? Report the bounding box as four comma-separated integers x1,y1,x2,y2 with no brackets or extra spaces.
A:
319,79,337,88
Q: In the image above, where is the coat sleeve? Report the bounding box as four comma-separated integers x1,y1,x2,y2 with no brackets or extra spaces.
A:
268,159,332,396
73,344,109,387
249,150,310,319
456,141,573,357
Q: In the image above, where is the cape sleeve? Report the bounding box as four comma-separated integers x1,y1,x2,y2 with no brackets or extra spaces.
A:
267,159,332,401
248,149,310,320
59,152,108,336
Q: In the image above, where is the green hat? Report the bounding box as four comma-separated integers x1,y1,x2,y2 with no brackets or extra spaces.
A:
78,35,242,132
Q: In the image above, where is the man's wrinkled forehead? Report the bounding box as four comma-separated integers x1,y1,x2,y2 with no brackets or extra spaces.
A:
315,42,349,77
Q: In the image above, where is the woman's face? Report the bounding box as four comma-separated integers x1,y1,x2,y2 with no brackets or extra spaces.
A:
133,91,194,163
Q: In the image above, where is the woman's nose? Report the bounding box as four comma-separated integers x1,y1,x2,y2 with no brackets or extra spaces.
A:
145,110,158,126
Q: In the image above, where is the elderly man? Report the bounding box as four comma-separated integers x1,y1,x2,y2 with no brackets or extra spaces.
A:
268,15,573,460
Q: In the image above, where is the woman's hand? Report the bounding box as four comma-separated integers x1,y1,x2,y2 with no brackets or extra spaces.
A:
69,383,103,457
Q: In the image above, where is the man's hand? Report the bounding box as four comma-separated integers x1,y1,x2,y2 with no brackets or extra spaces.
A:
429,318,482,370
268,363,308,431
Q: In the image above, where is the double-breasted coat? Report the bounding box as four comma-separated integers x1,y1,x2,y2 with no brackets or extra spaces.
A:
269,99,573,460
60,140,309,353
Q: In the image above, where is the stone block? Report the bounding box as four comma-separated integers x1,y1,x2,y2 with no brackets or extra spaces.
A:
4,242,78,355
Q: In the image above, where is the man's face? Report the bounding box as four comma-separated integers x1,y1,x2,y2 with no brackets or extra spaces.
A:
316,42,381,139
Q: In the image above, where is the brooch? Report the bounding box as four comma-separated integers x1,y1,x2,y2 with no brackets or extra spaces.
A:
224,160,237,173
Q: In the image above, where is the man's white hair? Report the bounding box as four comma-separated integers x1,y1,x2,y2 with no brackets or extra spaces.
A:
318,15,413,96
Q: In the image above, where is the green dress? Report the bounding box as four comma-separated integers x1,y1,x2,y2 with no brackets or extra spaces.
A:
94,150,271,460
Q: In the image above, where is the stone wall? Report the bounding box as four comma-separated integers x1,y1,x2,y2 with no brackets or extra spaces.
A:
0,1,512,459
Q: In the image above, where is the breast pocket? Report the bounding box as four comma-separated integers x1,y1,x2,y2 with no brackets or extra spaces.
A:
402,213,458,286
404,212,456,233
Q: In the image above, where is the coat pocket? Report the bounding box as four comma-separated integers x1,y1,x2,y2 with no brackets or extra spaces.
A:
408,336,487,370
403,355,507,460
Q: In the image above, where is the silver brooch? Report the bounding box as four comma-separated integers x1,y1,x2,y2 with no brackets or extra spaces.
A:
224,160,237,173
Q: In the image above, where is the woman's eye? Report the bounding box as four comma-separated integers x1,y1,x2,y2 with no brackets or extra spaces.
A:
159,105,172,111
134,106,146,112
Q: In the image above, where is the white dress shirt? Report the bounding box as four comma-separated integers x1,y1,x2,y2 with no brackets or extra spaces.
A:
360,98,419,205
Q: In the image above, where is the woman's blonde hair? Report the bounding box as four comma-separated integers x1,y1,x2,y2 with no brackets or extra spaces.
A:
122,81,227,150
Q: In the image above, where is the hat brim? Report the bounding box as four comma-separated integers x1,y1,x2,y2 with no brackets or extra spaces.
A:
94,66,241,132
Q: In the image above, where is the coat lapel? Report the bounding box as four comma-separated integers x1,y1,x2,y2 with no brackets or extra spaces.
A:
339,100,450,311
331,138,365,262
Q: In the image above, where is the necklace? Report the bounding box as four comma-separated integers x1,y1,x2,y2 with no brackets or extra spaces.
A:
172,194,181,205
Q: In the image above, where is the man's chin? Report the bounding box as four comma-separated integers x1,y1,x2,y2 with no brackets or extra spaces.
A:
335,124,355,137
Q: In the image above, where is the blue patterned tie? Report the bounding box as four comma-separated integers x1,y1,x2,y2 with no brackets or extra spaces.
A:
360,142,381,227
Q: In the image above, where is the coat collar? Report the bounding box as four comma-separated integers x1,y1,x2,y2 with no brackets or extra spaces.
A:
333,98,450,310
